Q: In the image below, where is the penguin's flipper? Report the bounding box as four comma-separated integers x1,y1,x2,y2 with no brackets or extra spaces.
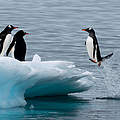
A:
93,45,96,59
102,53,113,61
6,41,15,56
89,59,97,63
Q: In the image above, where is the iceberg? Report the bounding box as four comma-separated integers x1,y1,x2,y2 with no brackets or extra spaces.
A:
0,55,92,108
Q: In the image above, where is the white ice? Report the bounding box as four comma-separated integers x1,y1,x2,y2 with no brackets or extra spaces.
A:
0,54,93,108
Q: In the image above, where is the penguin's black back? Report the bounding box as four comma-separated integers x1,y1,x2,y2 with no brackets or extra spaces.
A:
14,39,26,61
13,30,26,61
0,31,10,53
89,32,102,62
0,25,14,53
0,34,7,53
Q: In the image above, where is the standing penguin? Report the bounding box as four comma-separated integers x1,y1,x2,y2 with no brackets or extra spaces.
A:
0,25,18,56
6,30,29,61
82,27,113,66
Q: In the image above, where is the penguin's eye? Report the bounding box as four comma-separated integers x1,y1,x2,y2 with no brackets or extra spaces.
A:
89,27,92,30
8,25,12,28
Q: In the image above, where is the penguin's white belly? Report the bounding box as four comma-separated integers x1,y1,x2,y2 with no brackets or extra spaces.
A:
0,34,13,56
10,45,15,58
86,36,97,61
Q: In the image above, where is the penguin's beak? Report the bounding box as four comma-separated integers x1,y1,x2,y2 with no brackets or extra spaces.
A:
25,32,31,35
82,29,86,31
13,27,18,29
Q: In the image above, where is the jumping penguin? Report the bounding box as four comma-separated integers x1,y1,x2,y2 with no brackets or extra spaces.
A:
82,27,113,66
6,30,29,61
0,25,18,56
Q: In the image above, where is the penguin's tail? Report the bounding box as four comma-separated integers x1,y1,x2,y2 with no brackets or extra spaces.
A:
89,53,113,67
98,53,113,66
101,53,113,61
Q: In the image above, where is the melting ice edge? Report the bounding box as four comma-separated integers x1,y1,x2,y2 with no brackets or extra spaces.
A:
0,54,92,108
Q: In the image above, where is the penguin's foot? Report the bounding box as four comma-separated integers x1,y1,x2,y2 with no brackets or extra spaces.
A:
89,59,97,63
98,61,102,67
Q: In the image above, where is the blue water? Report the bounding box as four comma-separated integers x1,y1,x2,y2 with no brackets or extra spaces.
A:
0,0,120,119
1,97,120,120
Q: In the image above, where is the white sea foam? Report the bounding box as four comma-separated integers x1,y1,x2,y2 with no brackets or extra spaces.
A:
101,50,120,98
0,55,93,108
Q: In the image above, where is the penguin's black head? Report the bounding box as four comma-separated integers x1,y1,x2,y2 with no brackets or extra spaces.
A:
82,27,95,34
5,25,18,32
16,30,29,37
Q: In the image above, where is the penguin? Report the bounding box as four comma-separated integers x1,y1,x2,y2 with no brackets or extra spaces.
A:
82,27,113,66
0,25,18,56
6,30,29,61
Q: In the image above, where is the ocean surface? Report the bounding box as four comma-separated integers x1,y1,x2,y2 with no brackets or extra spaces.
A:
0,0,120,119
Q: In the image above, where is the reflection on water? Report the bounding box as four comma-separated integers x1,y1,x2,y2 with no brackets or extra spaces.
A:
0,96,120,120
0,96,90,120
26,96,90,111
